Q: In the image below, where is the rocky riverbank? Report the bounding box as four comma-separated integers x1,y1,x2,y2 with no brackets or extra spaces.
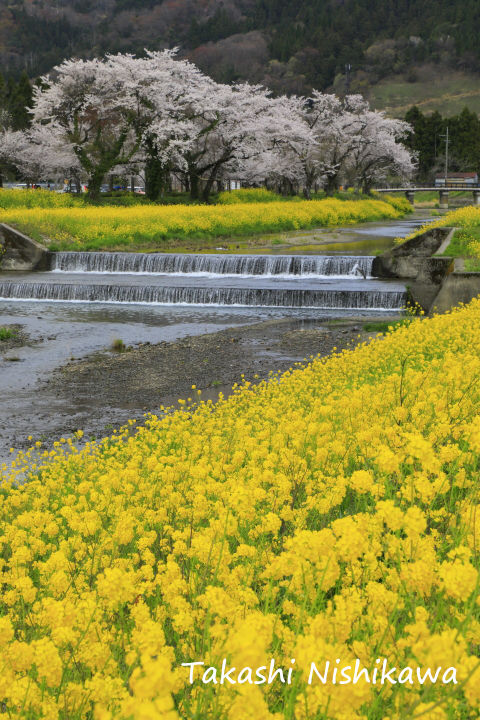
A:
17,315,394,451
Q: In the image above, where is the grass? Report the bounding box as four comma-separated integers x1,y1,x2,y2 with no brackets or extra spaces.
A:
440,225,480,270
217,188,283,203
111,338,127,353
442,227,480,258
398,205,480,272
362,319,409,333
412,190,472,208
465,258,480,271
370,66,480,116
0,326,16,341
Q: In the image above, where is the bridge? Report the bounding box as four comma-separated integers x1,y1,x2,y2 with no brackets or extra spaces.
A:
375,185,480,209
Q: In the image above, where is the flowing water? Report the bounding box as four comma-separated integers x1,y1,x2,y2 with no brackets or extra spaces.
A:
0,270,405,310
50,252,374,277
0,212,433,463
1,250,404,310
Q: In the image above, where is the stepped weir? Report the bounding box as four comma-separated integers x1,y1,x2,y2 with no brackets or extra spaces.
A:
51,252,374,278
0,252,406,310
0,281,405,309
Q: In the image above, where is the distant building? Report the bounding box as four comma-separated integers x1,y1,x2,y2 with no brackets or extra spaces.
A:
435,172,478,187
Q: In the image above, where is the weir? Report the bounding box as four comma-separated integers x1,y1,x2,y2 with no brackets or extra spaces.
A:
51,252,374,278
1,250,407,311
0,280,405,310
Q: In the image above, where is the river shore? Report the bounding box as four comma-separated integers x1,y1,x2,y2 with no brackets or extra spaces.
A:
0,212,433,464
0,315,398,463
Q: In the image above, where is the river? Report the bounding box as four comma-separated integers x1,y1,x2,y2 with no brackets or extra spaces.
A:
0,210,433,467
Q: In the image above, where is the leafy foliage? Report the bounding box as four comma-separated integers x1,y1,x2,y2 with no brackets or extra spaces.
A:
405,106,480,183
252,0,480,88
1,0,480,96
217,188,286,204
0,71,33,131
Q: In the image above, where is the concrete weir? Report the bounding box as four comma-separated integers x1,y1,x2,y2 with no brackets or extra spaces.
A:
0,223,407,311
372,226,480,313
2,220,480,313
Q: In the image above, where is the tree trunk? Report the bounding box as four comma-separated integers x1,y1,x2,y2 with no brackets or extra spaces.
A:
189,172,200,200
324,174,339,196
71,171,81,194
88,169,105,201
145,157,167,201
202,165,221,203
362,178,373,195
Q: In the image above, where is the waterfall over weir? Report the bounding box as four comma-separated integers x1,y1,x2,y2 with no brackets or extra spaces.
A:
0,281,406,310
1,251,406,311
51,252,374,278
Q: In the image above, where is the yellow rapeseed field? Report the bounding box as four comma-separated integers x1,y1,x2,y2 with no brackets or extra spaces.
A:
0,195,410,251
1,299,480,719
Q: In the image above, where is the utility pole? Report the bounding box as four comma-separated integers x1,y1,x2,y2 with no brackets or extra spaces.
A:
440,126,450,185
345,64,352,95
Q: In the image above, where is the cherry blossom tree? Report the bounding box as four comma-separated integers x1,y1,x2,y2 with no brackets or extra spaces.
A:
32,57,142,200
97,51,204,201
295,93,367,196
173,81,282,203
284,92,414,196
212,92,315,198
1,124,82,187
1,50,415,201
346,110,416,193
0,109,13,187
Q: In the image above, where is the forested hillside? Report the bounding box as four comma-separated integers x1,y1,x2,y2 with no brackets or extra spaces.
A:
0,0,479,112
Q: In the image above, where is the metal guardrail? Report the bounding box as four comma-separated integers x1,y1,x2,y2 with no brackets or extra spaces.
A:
376,185,480,192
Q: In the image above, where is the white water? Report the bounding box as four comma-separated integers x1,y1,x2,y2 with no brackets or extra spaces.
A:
0,283,405,310
51,251,374,278
1,251,406,310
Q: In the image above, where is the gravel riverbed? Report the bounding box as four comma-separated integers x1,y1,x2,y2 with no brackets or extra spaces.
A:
1,314,397,463
38,316,392,445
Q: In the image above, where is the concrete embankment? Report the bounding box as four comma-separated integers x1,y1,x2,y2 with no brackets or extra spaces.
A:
0,223,51,271
372,226,480,313
432,271,480,313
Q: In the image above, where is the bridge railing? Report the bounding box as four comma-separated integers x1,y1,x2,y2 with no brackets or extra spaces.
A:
375,185,480,192
436,183,480,190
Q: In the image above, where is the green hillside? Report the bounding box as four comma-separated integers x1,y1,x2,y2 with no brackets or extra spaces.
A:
0,0,479,112
369,68,480,117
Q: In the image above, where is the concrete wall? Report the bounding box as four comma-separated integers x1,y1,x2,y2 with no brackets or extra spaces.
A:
388,227,453,257
371,228,454,282
431,273,480,314
0,223,51,271
372,225,480,313
371,227,455,312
